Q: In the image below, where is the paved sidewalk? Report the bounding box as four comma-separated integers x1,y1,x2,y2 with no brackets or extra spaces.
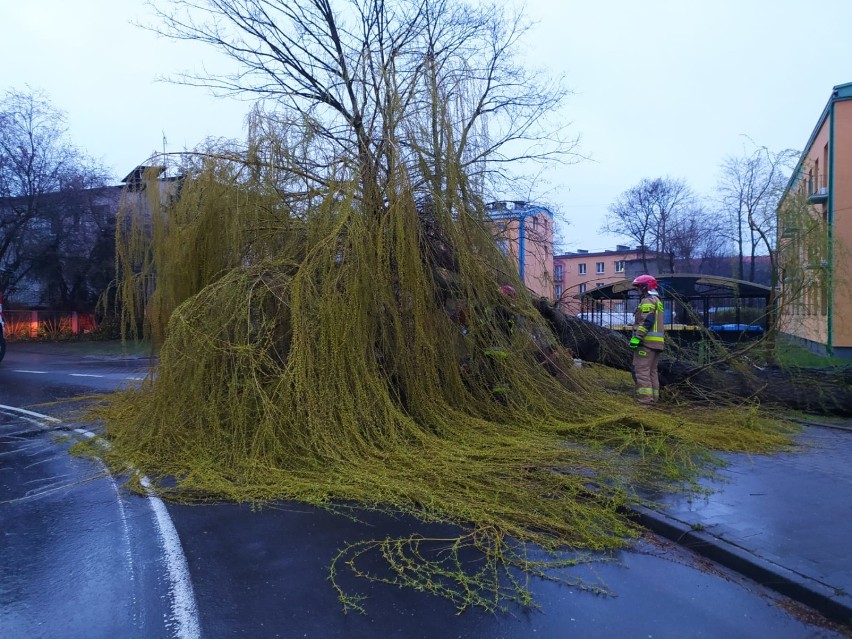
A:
636,421,852,626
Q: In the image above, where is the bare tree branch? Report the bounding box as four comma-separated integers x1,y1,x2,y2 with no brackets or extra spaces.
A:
143,0,578,204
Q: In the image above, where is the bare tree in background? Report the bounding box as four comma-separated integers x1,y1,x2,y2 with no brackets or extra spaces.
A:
602,177,693,273
22,175,118,310
667,203,731,273
147,0,577,208
0,89,73,290
0,88,113,307
716,142,797,282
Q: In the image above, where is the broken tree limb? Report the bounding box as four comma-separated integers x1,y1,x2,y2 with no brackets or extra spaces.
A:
658,359,852,416
532,297,852,416
532,297,633,370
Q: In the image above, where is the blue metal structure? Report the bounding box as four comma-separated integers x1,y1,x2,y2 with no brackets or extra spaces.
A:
485,201,553,282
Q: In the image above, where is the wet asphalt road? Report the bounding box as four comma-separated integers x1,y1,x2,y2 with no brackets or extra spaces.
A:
0,343,847,638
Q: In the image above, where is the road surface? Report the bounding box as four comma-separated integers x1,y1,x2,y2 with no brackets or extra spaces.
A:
0,343,846,638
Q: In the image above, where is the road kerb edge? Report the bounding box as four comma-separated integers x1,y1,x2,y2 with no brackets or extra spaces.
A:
631,505,852,626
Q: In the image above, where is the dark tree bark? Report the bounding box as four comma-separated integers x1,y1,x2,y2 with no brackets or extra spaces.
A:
531,297,632,370
533,297,852,417
657,359,852,416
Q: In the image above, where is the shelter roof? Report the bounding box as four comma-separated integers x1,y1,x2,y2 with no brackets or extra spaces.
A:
579,274,772,300
121,165,166,184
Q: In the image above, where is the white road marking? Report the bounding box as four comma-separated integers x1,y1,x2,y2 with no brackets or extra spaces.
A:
140,476,202,639
9,371,144,381
98,461,140,626
0,405,202,639
0,404,61,423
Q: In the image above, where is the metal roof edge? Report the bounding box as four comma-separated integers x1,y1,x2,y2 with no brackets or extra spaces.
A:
579,274,773,300
783,81,852,196
554,249,659,259
485,201,554,219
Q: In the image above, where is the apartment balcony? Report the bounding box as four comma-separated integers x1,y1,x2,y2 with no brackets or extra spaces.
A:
807,174,829,204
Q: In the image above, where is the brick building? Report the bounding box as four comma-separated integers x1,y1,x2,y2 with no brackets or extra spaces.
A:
553,245,665,313
487,201,554,298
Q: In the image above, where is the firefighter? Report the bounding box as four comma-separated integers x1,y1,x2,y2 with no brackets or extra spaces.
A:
629,274,665,404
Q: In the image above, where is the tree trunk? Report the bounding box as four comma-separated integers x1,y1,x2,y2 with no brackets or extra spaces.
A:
657,359,852,416
532,298,632,370
533,298,852,416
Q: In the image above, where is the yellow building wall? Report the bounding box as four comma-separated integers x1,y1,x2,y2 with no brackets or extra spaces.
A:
831,99,852,349
781,94,852,354
780,119,830,347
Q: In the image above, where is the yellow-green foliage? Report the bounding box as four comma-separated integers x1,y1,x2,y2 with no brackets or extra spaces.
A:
93,129,797,613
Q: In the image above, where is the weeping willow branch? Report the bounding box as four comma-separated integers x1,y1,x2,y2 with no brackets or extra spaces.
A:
90,0,800,613
90,119,797,613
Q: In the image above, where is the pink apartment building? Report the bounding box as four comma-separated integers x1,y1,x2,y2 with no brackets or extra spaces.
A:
553,246,651,314
487,201,554,298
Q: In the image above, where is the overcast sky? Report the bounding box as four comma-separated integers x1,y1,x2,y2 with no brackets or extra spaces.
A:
2,0,851,251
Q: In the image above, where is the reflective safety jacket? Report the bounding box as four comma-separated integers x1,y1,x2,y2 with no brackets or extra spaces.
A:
633,293,665,351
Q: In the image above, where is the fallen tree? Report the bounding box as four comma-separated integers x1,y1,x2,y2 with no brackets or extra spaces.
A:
89,0,804,614
532,298,852,416
657,359,852,416
532,297,633,370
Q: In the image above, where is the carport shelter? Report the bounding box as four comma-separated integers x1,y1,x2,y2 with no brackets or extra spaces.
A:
578,274,772,340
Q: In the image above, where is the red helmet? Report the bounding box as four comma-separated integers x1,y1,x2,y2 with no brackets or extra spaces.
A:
632,274,658,290
499,284,517,300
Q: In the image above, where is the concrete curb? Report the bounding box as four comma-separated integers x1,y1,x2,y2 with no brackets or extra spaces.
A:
632,505,852,626
793,418,852,434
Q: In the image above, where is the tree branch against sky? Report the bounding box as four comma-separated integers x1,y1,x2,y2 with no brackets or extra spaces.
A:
0,89,72,282
716,142,797,281
144,0,578,204
602,176,693,273
0,88,112,299
666,202,730,271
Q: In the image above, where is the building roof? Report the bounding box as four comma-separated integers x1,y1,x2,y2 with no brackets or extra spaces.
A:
783,81,852,196
486,200,553,220
554,245,643,259
121,165,167,185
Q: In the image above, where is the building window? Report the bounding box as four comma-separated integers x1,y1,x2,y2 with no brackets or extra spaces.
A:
579,283,586,293
578,263,587,275
615,261,625,273
596,282,604,287
555,284,562,298
596,262,605,274
554,264,563,280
